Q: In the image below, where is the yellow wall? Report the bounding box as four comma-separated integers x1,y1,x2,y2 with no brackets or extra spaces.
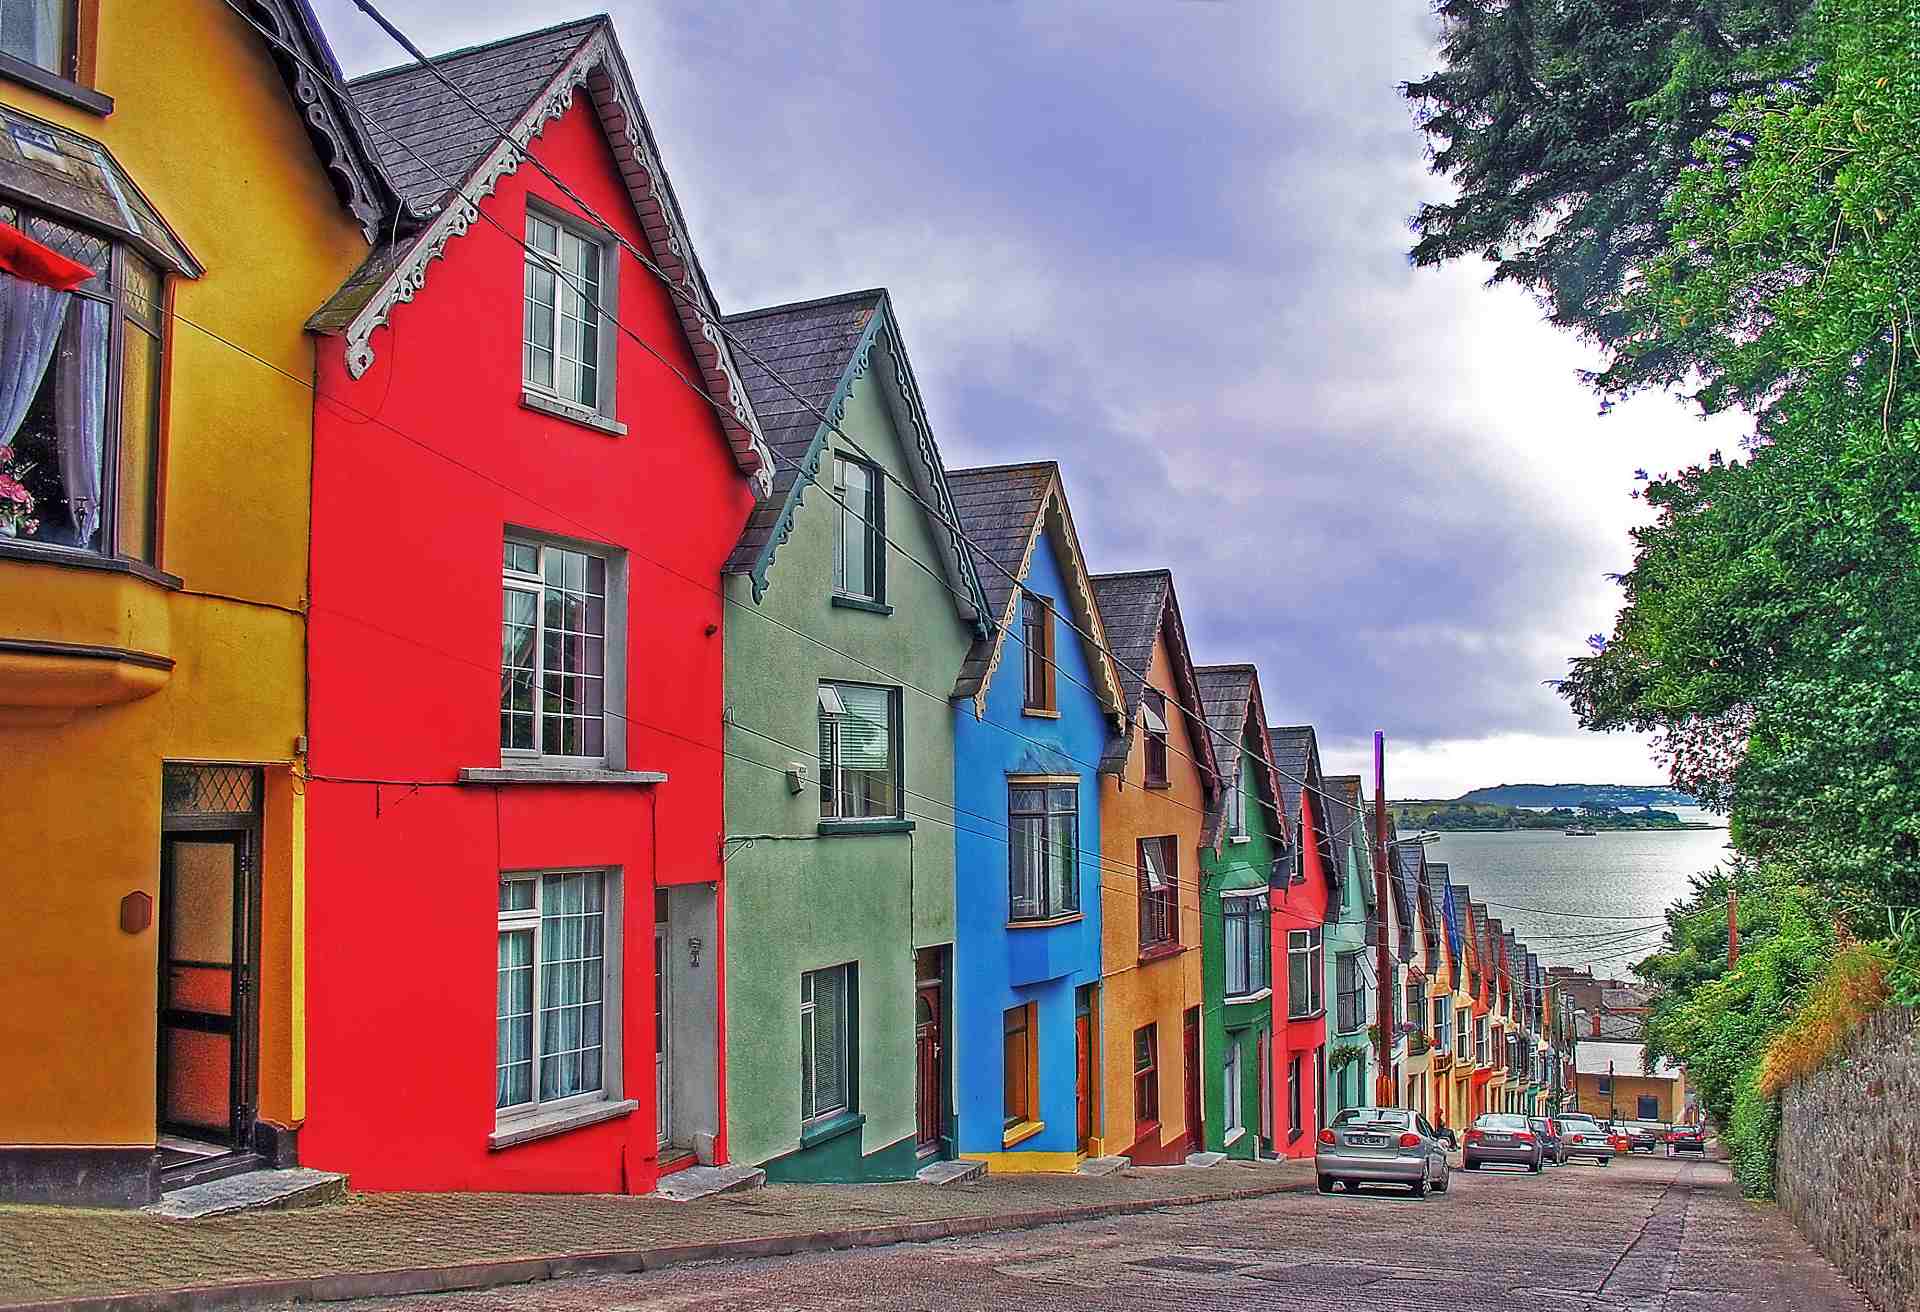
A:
1572,1072,1686,1123
0,2,367,1149
1093,629,1208,1159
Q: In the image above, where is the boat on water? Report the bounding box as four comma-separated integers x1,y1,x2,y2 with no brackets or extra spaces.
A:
1564,823,1597,836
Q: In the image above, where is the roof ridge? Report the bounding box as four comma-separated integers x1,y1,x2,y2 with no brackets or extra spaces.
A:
349,13,606,87
723,288,889,323
1089,568,1172,583
1194,662,1257,674
946,460,1059,479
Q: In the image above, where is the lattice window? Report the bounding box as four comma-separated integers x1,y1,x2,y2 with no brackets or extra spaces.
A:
162,764,259,816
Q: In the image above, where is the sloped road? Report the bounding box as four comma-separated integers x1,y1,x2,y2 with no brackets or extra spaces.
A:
330,1155,1869,1311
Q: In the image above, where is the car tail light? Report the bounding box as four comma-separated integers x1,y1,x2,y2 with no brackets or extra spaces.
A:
1398,1132,1422,1149
1514,1131,1534,1144
1318,1128,1336,1145
1465,1129,1484,1144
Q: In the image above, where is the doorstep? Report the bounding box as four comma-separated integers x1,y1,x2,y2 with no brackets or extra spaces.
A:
915,1159,986,1186
1076,1156,1131,1177
144,1169,348,1220
653,1164,765,1203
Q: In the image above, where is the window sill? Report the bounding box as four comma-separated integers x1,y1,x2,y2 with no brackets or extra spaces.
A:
1227,987,1272,1005
0,52,112,115
520,389,628,437
1223,1126,1246,1148
0,539,180,589
1228,835,1251,846
799,1110,865,1150
830,594,894,617
1137,941,1185,965
1134,1118,1161,1141
1002,1119,1045,1149
817,818,915,836
460,766,667,785
1006,912,1084,931
1022,706,1061,719
1144,779,1171,790
490,1097,637,1150
1286,1008,1327,1024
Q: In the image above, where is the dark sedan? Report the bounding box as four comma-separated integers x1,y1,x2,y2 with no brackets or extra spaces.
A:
1528,1116,1567,1165
1667,1123,1707,1154
1463,1113,1544,1172
1621,1120,1671,1153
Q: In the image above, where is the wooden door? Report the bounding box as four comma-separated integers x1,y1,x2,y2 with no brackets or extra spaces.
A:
915,983,942,1154
1181,1007,1202,1146
158,831,254,1147
1074,991,1095,1151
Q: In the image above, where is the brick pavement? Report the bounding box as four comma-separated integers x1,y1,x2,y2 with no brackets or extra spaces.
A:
0,1156,1310,1309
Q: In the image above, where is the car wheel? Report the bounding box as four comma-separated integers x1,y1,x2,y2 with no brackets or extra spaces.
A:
1317,1174,1336,1194
1433,1164,1450,1194
1410,1176,1427,1198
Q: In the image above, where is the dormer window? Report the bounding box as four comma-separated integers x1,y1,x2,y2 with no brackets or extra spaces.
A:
522,209,617,426
1228,761,1248,839
1021,592,1055,712
831,454,884,604
1141,688,1169,786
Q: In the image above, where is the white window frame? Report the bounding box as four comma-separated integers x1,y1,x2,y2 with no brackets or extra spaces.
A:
494,868,625,1134
801,963,854,1126
817,681,902,820
1456,1006,1471,1060
501,530,627,769
1228,763,1249,840
521,204,619,424
1222,890,1270,999
1287,926,1324,1019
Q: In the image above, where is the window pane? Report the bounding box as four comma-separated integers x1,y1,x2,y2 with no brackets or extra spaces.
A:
536,872,605,1102
1009,815,1044,920
1225,909,1248,996
836,458,873,599
829,684,895,818
2,287,107,553
1047,811,1077,913
807,966,847,1119
0,0,73,74
116,313,161,562
496,930,534,1108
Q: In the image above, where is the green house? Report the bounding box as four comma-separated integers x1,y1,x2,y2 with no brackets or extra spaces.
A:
719,290,989,1181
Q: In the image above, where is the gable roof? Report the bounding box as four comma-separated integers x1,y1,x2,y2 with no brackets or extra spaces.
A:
306,14,774,494
1089,570,1219,787
1193,665,1289,853
945,463,1125,718
719,289,987,626
1269,725,1341,905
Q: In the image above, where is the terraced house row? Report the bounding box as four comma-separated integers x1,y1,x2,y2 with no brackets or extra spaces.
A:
0,4,1581,1206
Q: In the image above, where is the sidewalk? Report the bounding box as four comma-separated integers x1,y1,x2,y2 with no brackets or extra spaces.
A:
0,1157,1312,1310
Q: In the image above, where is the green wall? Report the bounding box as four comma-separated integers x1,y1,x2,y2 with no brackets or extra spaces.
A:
723,335,976,1177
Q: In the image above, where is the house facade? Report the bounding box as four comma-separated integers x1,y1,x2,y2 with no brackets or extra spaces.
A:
1268,726,1336,1157
948,463,1123,1171
1194,665,1287,1160
1390,840,1434,1118
299,19,769,1194
1323,775,1378,1114
1422,860,1459,1133
1448,881,1480,1125
0,0,381,1204
719,290,986,1181
1088,570,1216,1164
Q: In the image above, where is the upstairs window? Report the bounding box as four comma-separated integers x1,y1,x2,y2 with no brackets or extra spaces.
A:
1020,592,1055,711
1222,890,1269,997
501,535,614,764
1432,996,1451,1050
1141,688,1169,785
817,682,900,820
1008,782,1078,921
0,205,162,563
523,210,613,418
1287,926,1324,1019
1405,976,1427,1035
831,454,884,603
1,0,73,77
1137,836,1177,950
1229,761,1249,839
1335,951,1367,1033
1455,1006,1471,1060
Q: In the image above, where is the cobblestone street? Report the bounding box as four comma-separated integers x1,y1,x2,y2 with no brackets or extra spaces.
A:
330,1157,1869,1312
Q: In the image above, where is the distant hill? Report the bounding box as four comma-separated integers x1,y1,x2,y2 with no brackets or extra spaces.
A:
1390,800,1707,832
1457,783,1697,809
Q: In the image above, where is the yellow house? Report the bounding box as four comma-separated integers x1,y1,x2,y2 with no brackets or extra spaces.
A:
0,0,383,1203
1088,571,1219,1164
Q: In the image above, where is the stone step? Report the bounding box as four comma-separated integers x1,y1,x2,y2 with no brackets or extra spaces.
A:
656,1163,766,1202
916,1159,986,1186
1184,1151,1227,1168
145,1168,347,1220
1076,1155,1131,1177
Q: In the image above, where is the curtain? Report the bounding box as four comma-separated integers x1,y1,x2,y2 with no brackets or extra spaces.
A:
0,270,68,451
53,295,106,543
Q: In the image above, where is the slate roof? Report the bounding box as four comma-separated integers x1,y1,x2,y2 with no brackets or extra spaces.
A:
1193,665,1284,849
349,16,604,210
946,463,1055,642
1088,570,1217,784
1269,726,1312,827
1320,773,1357,885
719,290,885,574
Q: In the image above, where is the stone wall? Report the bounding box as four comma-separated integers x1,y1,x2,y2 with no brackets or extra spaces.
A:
1775,1004,1920,1312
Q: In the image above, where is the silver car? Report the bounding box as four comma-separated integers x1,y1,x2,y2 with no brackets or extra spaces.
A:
1463,1112,1545,1172
1315,1106,1452,1198
1557,1113,1614,1165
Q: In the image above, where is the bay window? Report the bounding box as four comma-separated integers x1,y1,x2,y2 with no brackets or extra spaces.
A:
1223,891,1269,998
1008,781,1078,921
0,204,163,563
496,870,619,1121
818,682,900,820
501,534,619,764
1287,926,1324,1019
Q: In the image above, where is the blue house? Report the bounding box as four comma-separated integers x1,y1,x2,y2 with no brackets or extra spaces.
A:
945,463,1124,1170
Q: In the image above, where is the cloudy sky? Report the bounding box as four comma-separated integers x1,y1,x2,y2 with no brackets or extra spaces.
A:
314,1,1749,799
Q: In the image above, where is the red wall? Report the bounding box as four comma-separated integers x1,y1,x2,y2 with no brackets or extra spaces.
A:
301,94,755,1193
1271,791,1331,1158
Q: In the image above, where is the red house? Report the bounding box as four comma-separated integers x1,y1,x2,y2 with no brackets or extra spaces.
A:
300,18,770,1193
1267,726,1337,1158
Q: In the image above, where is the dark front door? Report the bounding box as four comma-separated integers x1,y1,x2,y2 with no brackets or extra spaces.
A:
1182,1006,1202,1147
158,831,256,1148
1074,986,1096,1152
915,982,943,1154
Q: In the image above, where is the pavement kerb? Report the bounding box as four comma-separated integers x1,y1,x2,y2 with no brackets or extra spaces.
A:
1,1178,1312,1312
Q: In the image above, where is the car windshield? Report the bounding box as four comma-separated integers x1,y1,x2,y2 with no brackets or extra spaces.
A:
1331,1108,1412,1130
1528,1119,1552,1133
1475,1114,1529,1130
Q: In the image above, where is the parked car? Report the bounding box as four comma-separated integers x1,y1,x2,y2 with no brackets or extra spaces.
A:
1621,1120,1671,1153
1463,1113,1544,1172
1315,1106,1453,1198
1667,1124,1706,1154
1557,1113,1612,1165
1528,1116,1567,1165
